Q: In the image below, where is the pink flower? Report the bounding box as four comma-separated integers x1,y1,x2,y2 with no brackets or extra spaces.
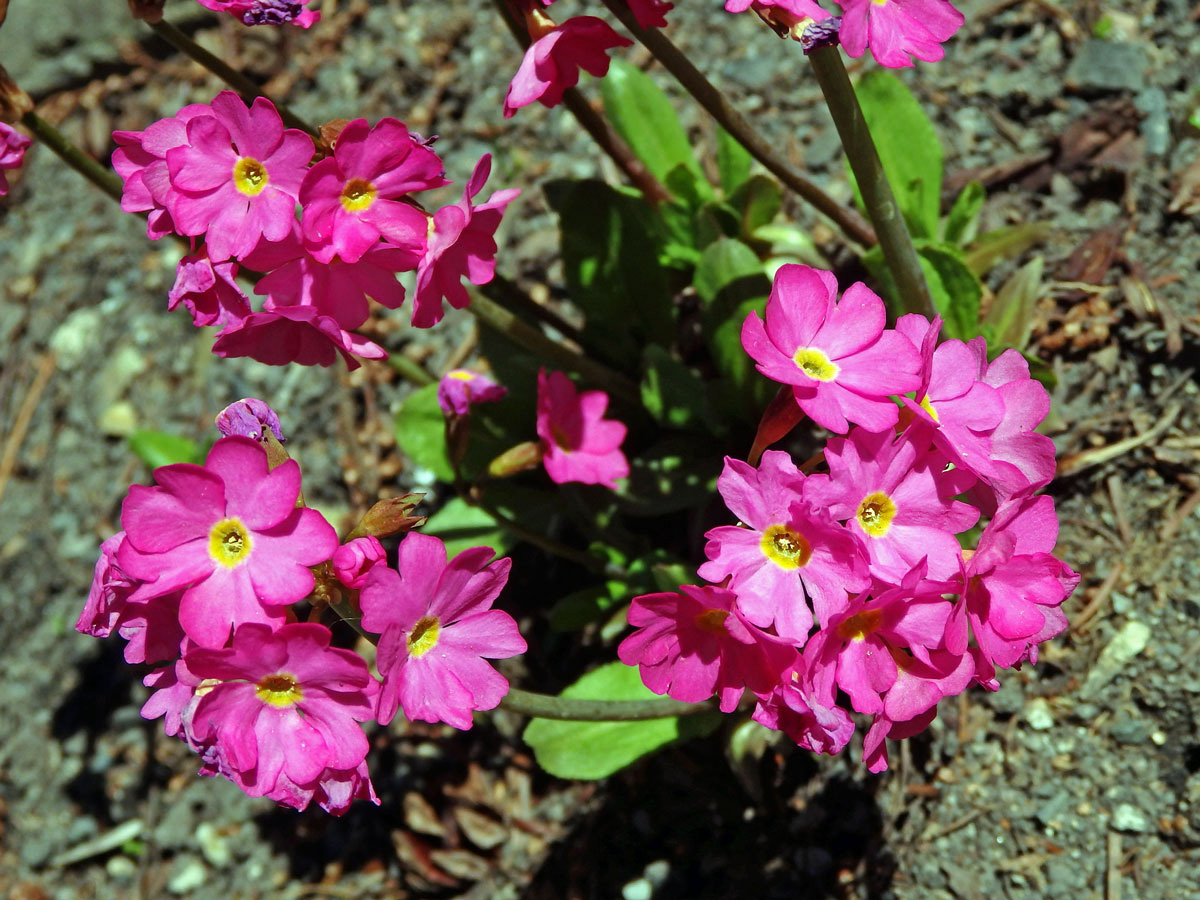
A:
628,0,674,28
503,13,632,117
411,154,519,328
437,369,507,417
166,91,314,261
332,536,386,589
836,0,965,68
170,623,378,811
725,0,831,39
741,265,922,434
697,451,868,643
116,436,338,647
618,584,785,712
299,117,446,263
802,425,978,581
168,249,251,328
977,348,1057,505
0,122,31,197
536,368,629,489
211,306,387,370
359,532,526,730
193,0,320,27
215,398,286,442
752,663,855,756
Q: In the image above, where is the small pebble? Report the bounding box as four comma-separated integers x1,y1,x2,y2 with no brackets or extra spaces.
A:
1024,697,1055,731
106,856,137,880
1112,803,1152,834
621,876,654,900
167,857,208,895
643,860,670,889
196,822,232,868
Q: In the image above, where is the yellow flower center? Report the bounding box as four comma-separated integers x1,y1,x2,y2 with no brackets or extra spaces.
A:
340,177,377,212
837,608,884,642
448,370,475,381
233,157,269,196
792,347,839,382
255,673,304,707
209,518,252,568
760,524,812,570
408,615,440,657
856,491,898,538
920,394,939,422
693,608,730,635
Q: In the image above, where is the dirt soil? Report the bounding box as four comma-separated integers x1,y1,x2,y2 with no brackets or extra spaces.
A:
2,0,1200,898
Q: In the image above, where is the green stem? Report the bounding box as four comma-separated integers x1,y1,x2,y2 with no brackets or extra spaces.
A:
806,46,936,320
472,491,611,574
21,111,123,202
598,0,877,248
387,351,436,387
499,686,715,720
146,19,318,138
469,289,639,402
482,274,586,347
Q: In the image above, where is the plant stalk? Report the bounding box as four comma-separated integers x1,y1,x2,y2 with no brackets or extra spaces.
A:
21,111,124,202
499,686,716,720
806,46,936,319
598,0,877,248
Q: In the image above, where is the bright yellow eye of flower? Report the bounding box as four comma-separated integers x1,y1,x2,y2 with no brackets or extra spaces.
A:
255,673,303,707
836,608,884,642
856,491,898,537
760,524,812,570
408,616,441,657
340,178,377,212
209,518,252,567
792,347,839,382
920,395,940,422
233,157,269,196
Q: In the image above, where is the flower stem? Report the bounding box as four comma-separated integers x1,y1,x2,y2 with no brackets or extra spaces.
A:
499,686,715,720
146,19,319,138
20,110,123,202
386,351,436,387
598,0,877,248
806,46,936,320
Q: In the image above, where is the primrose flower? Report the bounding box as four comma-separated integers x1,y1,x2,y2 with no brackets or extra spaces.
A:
172,623,378,812
835,0,964,68
215,397,286,443
503,13,632,117
116,436,338,647
168,250,251,328
437,369,507,417
698,451,868,643
166,91,314,262
360,532,526,730
332,536,386,589
628,0,674,28
725,0,831,39
741,265,922,434
299,117,447,264
212,305,388,370
0,121,31,197
618,584,784,712
193,0,321,27
752,662,855,756
536,368,629,490
411,154,519,328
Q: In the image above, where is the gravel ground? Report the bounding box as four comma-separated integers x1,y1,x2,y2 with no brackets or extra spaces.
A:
2,0,1200,898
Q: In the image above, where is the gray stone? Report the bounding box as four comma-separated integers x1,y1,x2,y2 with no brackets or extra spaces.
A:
1136,88,1171,155
1112,803,1152,833
1065,40,1148,93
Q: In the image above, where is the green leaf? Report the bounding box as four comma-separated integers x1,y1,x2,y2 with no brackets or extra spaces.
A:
600,59,712,204
394,383,454,483
127,429,201,469
523,662,719,779
729,174,782,239
983,255,1044,352
920,244,982,341
422,497,511,558
944,181,984,246
619,439,723,516
716,126,752,196
545,179,675,361
640,344,725,433
963,223,1051,277
853,70,942,240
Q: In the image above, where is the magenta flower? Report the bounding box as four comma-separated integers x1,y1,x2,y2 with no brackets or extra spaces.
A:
628,0,674,28
0,122,31,197
212,306,387,371
215,397,286,443
193,0,320,27
332,536,386,590
168,249,251,328
360,532,526,730
977,348,1058,505
111,104,211,239
697,451,868,643
437,369,507,417
166,91,314,261
752,662,855,756
618,584,784,712
836,0,964,68
536,368,629,490
802,425,978,581
116,436,338,647
411,154,519,328
175,623,378,811
503,13,632,118
725,0,831,39
741,265,922,433
299,117,446,263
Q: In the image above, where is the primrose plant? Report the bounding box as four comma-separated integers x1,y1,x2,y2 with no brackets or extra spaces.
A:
0,0,1078,814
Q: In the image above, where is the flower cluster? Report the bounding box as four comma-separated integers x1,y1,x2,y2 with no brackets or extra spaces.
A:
77,402,525,814
0,121,30,197
112,92,519,368
619,264,1077,771
193,0,321,28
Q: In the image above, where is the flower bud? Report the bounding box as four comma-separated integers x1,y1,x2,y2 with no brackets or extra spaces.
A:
0,63,33,124
345,493,425,541
331,536,386,589
215,397,286,443
125,0,165,22
487,440,544,478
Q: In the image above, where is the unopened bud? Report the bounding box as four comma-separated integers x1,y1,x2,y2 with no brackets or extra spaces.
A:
125,0,165,23
332,536,386,589
0,63,33,124
216,397,286,443
346,493,425,541
487,440,544,478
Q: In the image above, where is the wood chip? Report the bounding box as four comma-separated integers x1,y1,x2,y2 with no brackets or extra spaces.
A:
454,807,509,850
